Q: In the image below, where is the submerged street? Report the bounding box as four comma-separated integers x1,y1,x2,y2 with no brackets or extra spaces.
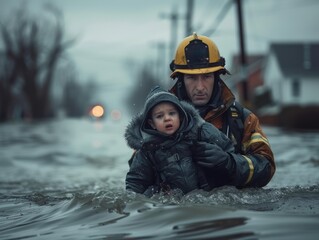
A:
0,118,319,239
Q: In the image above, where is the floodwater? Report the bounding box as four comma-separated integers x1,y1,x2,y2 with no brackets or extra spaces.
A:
0,118,319,240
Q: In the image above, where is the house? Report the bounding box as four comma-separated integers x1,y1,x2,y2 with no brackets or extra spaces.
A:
227,54,266,111
256,43,319,129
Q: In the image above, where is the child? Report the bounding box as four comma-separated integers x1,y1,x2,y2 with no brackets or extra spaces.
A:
125,86,234,196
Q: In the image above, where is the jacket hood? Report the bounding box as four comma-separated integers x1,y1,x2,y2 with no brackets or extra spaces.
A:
125,100,204,150
141,86,188,130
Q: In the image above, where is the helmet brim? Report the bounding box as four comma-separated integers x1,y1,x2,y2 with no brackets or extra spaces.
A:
170,66,225,79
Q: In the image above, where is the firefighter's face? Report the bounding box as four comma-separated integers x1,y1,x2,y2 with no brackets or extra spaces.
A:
183,73,215,106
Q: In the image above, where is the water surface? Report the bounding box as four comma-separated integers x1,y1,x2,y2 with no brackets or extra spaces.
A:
1,119,319,239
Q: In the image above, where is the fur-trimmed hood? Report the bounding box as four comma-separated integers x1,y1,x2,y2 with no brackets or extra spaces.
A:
125,100,204,150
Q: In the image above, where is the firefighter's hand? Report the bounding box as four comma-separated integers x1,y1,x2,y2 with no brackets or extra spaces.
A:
192,141,235,173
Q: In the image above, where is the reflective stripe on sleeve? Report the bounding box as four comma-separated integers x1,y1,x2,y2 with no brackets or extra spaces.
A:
243,132,270,151
243,155,254,185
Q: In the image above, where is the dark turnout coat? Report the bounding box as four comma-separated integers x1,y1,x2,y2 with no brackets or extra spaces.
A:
125,100,234,196
170,79,276,188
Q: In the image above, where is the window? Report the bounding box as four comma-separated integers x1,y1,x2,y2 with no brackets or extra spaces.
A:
292,79,300,97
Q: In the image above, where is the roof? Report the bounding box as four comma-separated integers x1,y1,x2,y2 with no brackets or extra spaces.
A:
230,54,265,74
270,43,319,78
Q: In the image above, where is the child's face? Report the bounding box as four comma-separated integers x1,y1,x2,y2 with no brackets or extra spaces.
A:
148,102,181,135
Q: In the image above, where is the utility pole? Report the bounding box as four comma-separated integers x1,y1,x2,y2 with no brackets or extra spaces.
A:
160,7,184,80
185,0,194,36
155,42,166,83
235,0,249,105
160,7,179,60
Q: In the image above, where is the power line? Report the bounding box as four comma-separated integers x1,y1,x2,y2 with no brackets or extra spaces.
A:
202,0,233,37
194,0,221,34
246,0,319,14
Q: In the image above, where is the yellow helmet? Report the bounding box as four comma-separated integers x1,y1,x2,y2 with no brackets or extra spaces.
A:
170,33,227,78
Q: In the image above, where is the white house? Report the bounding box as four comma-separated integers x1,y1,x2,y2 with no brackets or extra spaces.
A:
263,43,319,106
258,43,319,129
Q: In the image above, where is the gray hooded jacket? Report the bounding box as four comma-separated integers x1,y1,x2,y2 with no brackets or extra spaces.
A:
125,87,234,196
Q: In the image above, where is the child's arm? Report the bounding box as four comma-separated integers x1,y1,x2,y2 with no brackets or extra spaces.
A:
125,150,156,194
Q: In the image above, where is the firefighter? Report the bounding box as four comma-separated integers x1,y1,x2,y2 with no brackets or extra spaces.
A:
169,33,275,188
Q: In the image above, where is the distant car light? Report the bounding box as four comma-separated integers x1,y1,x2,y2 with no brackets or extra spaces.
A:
91,105,104,118
111,109,122,121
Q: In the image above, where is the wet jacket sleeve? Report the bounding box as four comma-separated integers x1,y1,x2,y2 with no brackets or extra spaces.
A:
231,112,276,188
200,122,235,153
125,151,156,194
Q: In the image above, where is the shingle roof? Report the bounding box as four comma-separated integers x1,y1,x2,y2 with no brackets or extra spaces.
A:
270,43,319,78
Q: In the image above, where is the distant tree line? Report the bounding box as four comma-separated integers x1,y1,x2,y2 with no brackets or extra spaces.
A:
0,3,173,122
0,3,96,122
125,62,170,117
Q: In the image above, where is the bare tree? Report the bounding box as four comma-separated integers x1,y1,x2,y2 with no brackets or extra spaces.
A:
0,3,74,121
125,62,164,116
61,64,98,118
0,51,20,121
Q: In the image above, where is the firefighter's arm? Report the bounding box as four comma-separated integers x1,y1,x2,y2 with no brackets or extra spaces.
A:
231,112,276,187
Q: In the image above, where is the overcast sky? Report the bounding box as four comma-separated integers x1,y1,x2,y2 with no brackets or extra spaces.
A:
1,0,318,116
